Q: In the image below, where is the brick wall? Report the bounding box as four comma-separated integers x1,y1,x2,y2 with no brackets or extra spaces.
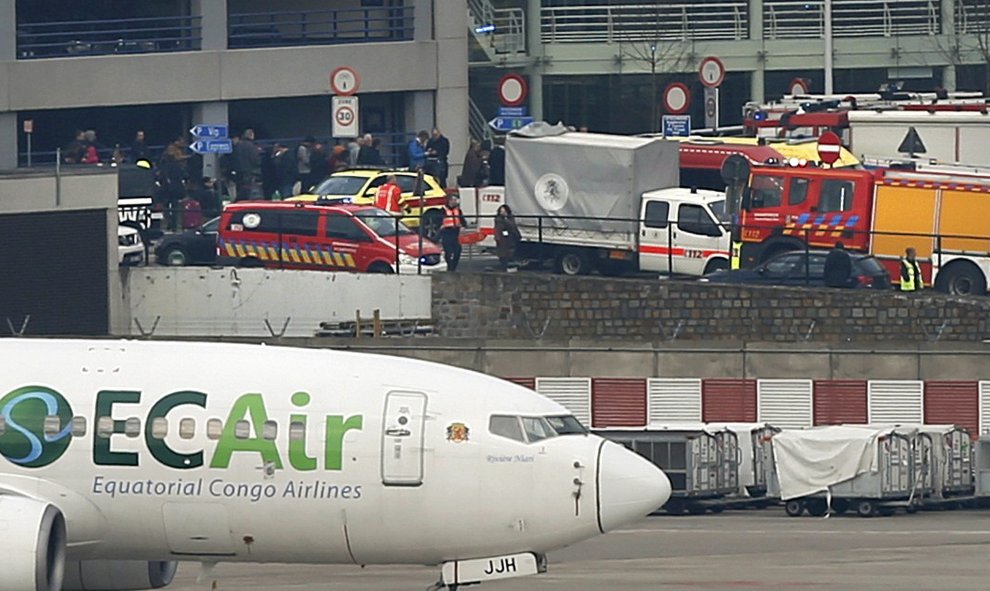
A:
431,273,990,342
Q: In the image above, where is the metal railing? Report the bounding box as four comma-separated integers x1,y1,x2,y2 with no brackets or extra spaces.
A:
228,6,414,48
541,3,748,43
469,99,495,145
764,0,941,39
17,15,202,59
492,8,527,54
956,0,990,35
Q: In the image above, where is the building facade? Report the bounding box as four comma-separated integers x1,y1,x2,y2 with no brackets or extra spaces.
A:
467,0,990,136
0,0,468,174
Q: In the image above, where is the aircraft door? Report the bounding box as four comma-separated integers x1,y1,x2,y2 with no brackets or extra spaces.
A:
381,391,428,486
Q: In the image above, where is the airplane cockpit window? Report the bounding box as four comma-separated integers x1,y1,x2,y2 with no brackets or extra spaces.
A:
179,418,196,439
262,420,278,441
0,415,6,436
289,421,306,442
71,417,87,438
520,416,556,443
489,415,526,443
124,418,141,438
234,420,251,440
151,418,168,440
207,419,223,440
546,415,587,435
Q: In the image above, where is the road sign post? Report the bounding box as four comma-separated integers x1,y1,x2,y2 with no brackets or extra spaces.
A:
699,57,725,131
332,96,360,138
23,119,33,168
190,124,232,163
662,115,691,137
704,87,719,130
488,116,534,133
662,83,691,115
190,139,233,154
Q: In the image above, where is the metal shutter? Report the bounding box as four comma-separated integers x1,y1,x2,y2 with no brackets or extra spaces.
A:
536,378,591,426
980,382,990,436
924,381,978,437
813,380,868,425
591,378,647,428
702,379,757,422
648,379,702,423
867,381,923,424
503,377,535,390
758,380,813,429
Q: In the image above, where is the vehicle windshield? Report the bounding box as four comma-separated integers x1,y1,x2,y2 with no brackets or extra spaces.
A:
313,175,367,196
201,217,220,233
355,209,413,237
708,199,730,223
855,256,886,275
546,415,587,435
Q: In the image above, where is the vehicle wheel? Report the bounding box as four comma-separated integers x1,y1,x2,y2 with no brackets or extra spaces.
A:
936,262,986,296
663,499,686,515
878,507,896,517
161,246,188,266
710,505,725,514
784,500,805,517
703,258,729,275
368,262,395,274
905,504,919,514
688,505,707,515
420,208,444,243
555,250,589,276
832,499,850,515
238,257,264,268
806,498,829,517
856,500,877,518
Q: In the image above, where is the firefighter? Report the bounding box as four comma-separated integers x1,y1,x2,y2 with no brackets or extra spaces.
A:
900,247,923,292
439,193,467,272
375,175,402,216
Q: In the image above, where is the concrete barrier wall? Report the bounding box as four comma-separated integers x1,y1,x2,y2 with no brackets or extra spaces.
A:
125,268,432,338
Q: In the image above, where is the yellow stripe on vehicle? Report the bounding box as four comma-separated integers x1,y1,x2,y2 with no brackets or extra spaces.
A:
322,251,333,266
289,248,301,264
267,246,278,260
344,253,356,268
300,249,311,264
225,244,236,257
235,243,246,258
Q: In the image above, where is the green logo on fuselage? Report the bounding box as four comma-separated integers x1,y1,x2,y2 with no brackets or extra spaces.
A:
0,386,74,468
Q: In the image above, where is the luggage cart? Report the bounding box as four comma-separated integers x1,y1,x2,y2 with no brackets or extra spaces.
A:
914,426,975,509
598,423,740,515
772,425,924,518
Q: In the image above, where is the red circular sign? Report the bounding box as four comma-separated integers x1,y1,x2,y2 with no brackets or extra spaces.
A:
498,74,528,107
330,66,360,96
789,78,810,95
335,106,355,126
817,131,842,165
698,56,726,89
662,83,691,115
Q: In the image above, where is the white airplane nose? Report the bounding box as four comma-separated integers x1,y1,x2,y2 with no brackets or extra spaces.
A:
596,441,671,533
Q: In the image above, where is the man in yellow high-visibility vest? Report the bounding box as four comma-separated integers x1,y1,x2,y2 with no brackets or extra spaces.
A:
900,247,923,292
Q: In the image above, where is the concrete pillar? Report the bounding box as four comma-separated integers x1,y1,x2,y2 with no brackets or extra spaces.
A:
413,0,433,42
190,0,227,51
750,0,766,102
192,102,229,179
941,0,957,91
433,0,469,183
0,114,16,170
0,0,16,170
526,0,544,120
406,91,436,136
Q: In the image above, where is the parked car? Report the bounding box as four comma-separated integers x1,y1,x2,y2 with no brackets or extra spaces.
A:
699,250,891,289
217,201,445,273
118,225,145,266
154,217,220,266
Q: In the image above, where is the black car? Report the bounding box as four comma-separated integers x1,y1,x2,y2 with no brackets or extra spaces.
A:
154,217,219,266
700,250,891,289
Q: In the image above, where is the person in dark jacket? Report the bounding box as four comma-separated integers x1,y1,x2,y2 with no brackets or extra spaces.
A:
458,139,484,188
824,242,852,288
307,142,329,191
426,128,450,188
273,143,298,198
494,204,521,271
488,138,506,186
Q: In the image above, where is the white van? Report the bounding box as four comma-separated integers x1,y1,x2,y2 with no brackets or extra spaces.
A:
637,187,731,276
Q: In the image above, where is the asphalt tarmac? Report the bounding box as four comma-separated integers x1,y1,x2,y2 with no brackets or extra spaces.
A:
166,509,990,591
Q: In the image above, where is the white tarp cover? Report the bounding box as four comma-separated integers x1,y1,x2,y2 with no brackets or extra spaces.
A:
772,425,916,500
505,127,679,249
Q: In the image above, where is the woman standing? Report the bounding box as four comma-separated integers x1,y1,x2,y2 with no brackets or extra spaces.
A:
494,204,521,271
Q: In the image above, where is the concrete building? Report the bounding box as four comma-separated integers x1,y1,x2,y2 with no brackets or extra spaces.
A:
0,0,468,176
467,0,990,136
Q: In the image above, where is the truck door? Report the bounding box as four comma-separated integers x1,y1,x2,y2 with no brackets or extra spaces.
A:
673,203,725,276
639,199,672,273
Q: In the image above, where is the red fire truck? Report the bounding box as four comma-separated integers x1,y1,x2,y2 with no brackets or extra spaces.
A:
735,160,990,295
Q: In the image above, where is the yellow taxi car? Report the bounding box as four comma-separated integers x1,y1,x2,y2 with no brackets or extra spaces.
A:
290,169,449,239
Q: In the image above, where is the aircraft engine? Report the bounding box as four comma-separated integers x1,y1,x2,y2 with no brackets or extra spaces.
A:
0,496,67,591
63,560,178,591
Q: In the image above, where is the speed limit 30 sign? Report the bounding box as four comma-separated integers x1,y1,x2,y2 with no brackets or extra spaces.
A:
332,96,360,138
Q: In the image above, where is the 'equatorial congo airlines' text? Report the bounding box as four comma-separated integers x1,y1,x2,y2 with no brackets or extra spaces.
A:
0,339,671,591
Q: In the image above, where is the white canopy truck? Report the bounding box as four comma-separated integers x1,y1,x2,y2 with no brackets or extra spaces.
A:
498,125,730,276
